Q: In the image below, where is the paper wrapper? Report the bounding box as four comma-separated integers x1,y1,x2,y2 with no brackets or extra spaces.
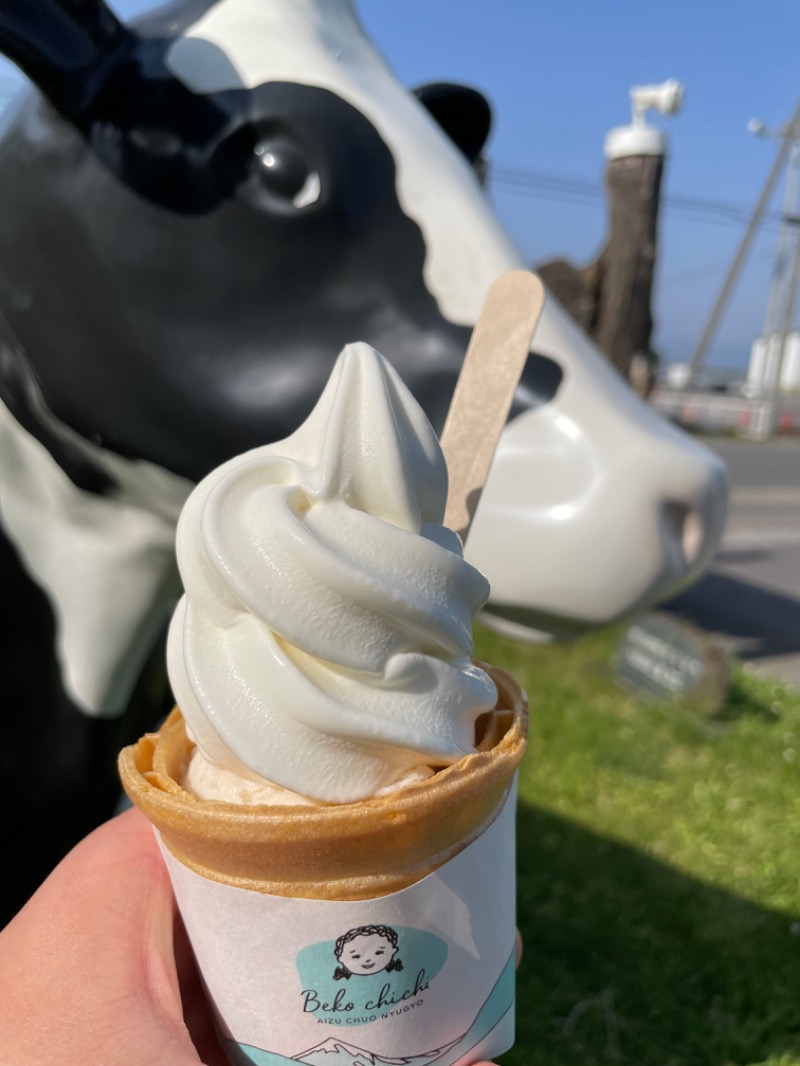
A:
119,663,527,1066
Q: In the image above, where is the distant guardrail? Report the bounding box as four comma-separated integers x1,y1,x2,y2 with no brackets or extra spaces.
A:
651,388,800,436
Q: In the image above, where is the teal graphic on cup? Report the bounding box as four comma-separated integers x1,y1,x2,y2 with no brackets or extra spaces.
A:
229,946,516,1066
295,925,448,1027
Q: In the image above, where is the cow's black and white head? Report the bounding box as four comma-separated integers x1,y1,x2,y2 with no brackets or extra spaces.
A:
0,0,727,718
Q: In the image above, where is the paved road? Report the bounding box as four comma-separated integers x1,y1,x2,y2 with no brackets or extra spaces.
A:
664,438,800,689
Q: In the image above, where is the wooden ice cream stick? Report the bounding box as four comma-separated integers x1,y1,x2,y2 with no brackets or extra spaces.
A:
441,270,545,541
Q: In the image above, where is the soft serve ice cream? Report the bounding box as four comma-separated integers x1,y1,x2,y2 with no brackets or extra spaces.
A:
167,342,498,805
120,339,527,1064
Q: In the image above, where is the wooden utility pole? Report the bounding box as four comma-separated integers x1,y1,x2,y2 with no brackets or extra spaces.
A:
594,152,664,382
596,81,682,389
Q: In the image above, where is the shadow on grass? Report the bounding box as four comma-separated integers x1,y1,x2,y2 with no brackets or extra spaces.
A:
506,801,800,1066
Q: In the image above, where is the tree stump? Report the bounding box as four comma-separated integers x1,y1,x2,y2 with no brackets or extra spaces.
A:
534,152,664,396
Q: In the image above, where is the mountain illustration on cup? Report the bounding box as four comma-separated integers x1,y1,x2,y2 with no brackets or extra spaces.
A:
333,925,404,981
292,1035,460,1066
228,1034,461,1066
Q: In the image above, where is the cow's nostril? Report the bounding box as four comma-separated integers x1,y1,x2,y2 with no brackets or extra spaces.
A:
662,502,704,570
682,511,704,566
512,353,564,414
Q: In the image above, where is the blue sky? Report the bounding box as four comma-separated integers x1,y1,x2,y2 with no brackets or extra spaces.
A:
1,0,798,370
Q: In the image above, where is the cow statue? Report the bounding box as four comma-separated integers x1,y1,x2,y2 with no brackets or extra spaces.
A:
0,0,728,920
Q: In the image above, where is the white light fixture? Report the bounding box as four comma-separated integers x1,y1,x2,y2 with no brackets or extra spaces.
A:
605,79,685,160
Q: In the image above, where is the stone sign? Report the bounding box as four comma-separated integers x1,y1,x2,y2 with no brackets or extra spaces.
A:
615,612,729,714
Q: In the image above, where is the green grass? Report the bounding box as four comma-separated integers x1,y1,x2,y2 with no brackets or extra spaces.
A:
474,624,800,1066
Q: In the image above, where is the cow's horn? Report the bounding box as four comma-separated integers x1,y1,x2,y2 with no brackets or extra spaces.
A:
0,0,133,119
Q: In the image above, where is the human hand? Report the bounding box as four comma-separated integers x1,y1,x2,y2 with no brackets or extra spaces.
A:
0,806,226,1065
0,807,517,1065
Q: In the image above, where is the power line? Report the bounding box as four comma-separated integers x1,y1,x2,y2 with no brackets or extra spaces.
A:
490,165,783,230
662,247,775,288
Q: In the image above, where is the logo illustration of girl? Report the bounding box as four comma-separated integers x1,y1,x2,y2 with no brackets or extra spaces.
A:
333,925,404,981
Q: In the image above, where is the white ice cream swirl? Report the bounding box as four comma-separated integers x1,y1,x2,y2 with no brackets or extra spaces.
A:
167,343,498,804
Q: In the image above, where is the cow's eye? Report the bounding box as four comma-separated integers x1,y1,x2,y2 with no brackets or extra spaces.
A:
253,137,321,208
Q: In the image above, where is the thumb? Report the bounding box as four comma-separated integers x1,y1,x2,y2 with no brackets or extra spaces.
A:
0,807,203,1066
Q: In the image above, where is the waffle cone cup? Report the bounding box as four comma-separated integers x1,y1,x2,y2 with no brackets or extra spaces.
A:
118,662,527,901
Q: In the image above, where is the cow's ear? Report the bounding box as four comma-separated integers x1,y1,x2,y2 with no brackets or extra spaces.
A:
0,0,131,120
412,82,492,164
